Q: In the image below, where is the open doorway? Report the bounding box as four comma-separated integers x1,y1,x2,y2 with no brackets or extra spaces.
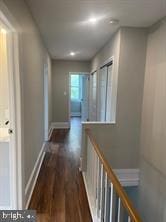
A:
69,73,89,122
0,9,22,209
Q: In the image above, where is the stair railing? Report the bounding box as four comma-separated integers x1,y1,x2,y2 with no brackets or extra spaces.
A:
84,129,142,222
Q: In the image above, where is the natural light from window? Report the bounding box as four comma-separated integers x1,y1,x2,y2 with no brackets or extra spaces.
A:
70,75,80,100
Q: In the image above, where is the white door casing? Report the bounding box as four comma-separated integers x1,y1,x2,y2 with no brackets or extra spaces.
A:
89,71,97,121
0,4,23,210
44,62,49,141
81,75,89,121
98,67,107,121
106,65,113,122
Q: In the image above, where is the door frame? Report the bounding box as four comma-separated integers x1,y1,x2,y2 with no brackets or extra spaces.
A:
81,74,90,121
68,72,90,125
89,70,98,121
97,66,107,121
44,62,49,141
0,3,23,209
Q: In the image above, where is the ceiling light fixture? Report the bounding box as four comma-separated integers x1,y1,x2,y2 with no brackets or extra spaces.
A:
0,28,7,34
70,52,75,56
89,17,97,24
109,19,119,25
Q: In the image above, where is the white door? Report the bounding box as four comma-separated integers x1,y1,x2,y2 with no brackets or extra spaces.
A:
89,72,97,121
81,75,89,121
0,25,14,209
44,62,49,141
98,67,107,121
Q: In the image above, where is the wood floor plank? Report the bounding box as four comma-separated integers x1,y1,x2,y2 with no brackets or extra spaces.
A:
29,118,92,222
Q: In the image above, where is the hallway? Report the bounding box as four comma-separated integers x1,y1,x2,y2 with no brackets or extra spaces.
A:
29,117,92,222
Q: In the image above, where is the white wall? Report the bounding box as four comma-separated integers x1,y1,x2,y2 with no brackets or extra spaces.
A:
116,27,147,167
91,30,121,72
52,60,90,122
139,18,166,222
2,0,52,206
87,28,147,169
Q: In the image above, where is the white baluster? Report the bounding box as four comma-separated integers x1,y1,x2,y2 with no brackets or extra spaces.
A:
118,198,121,222
86,138,95,207
92,147,95,204
128,216,131,222
109,183,116,222
99,164,105,222
93,150,98,208
96,157,100,217
86,138,91,187
104,173,110,222
117,198,124,222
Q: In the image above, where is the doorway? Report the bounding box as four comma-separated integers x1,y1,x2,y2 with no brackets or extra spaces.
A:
69,73,89,122
0,10,22,210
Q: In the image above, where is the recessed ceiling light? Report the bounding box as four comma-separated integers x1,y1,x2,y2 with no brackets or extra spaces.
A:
109,19,119,25
70,52,75,56
89,17,97,24
0,28,7,34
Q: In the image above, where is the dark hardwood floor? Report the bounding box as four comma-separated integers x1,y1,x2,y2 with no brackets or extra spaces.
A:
29,117,92,222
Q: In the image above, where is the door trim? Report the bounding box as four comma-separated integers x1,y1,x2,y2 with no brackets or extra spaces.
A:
0,3,23,209
44,62,49,141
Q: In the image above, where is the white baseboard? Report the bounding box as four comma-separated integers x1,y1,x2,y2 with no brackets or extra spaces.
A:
51,122,70,129
48,126,53,140
25,143,46,209
0,206,12,210
79,157,83,171
82,172,98,222
113,169,140,187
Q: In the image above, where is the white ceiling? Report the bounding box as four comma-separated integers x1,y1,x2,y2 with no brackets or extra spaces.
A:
26,0,166,61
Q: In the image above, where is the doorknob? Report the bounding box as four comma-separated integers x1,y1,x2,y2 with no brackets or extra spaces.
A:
8,129,13,134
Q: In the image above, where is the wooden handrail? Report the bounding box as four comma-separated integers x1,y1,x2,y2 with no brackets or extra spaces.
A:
85,128,142,222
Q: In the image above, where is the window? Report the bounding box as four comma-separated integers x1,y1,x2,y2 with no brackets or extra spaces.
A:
70,75,80,100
